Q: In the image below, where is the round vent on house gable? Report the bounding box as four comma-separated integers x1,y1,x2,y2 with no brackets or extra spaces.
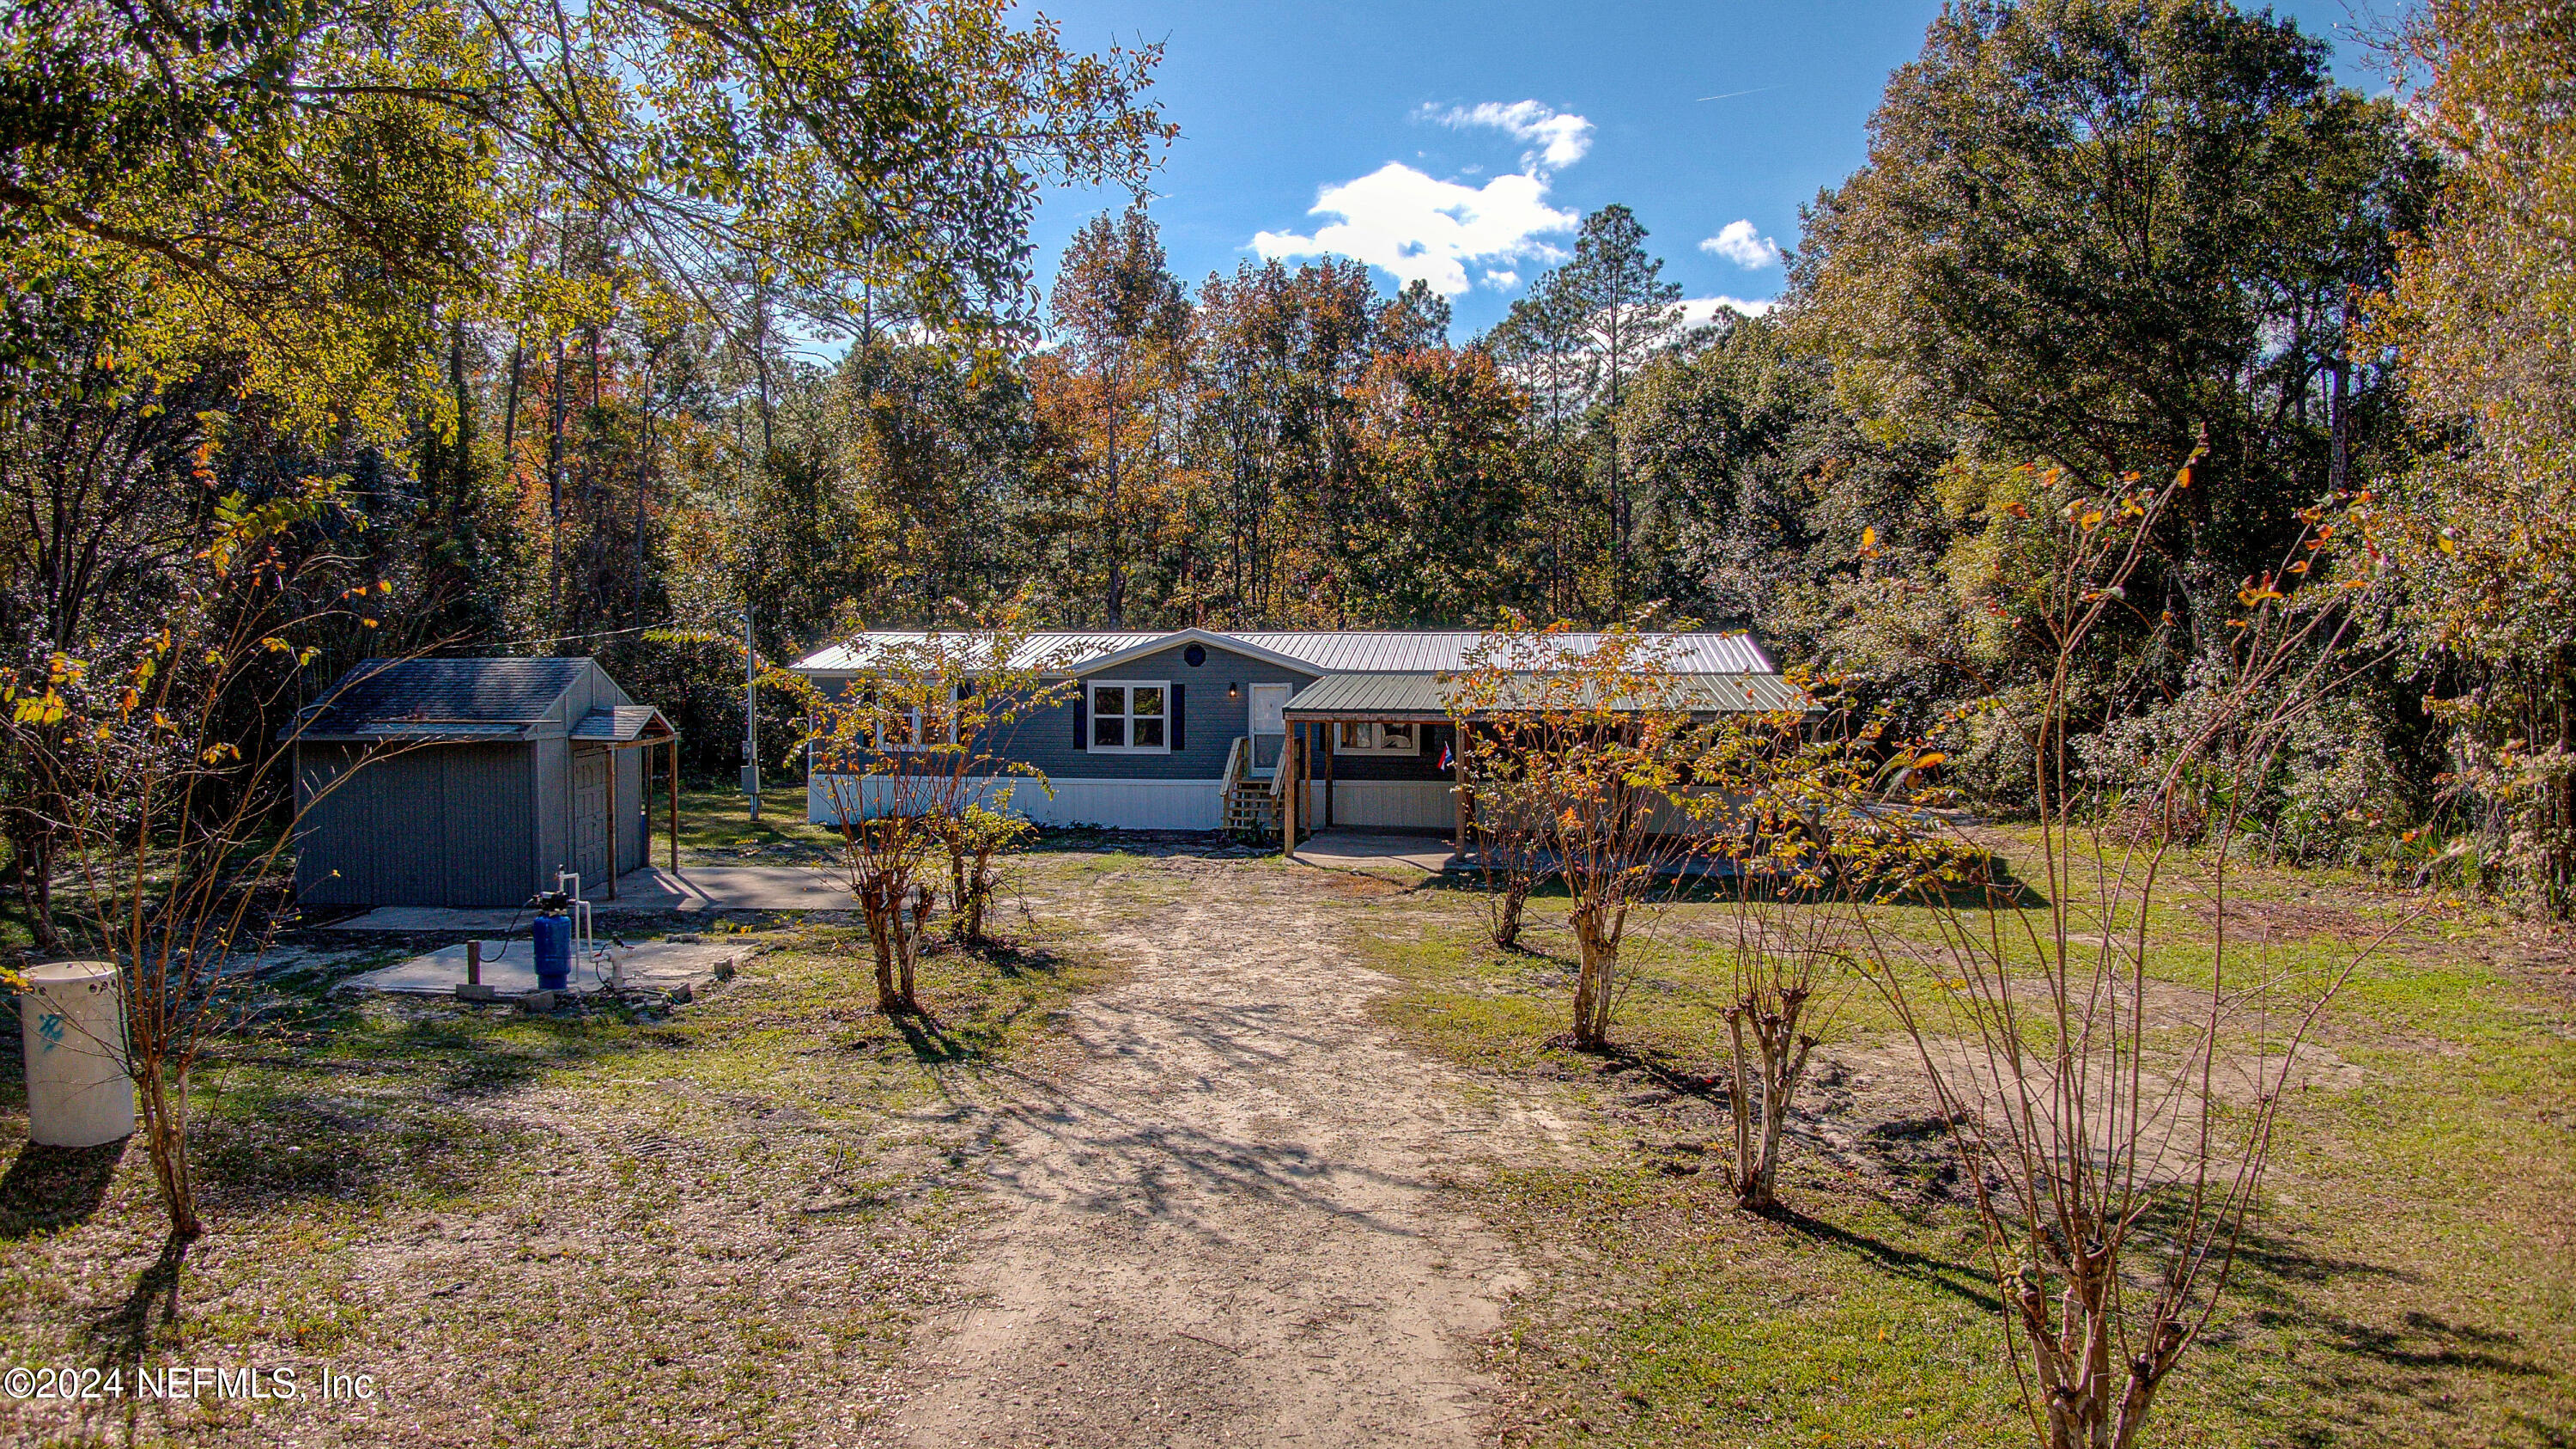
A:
1182,643,1206,667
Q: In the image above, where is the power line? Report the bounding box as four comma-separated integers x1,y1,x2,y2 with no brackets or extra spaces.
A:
427,620,677,654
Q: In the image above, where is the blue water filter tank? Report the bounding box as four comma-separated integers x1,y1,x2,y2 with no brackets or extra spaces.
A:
532,914,572,991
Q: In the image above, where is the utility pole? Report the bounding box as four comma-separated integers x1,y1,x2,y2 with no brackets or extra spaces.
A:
741,604,761,822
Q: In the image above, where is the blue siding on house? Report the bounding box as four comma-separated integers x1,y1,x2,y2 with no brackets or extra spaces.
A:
810,642,1461,785
992,642,1320,781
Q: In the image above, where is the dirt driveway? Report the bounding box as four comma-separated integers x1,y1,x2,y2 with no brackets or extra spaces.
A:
889,858,1572,1447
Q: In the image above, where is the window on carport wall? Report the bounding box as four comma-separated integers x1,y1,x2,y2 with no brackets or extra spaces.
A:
1335,721,1419,754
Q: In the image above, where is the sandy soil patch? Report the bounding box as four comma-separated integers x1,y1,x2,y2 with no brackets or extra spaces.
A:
884,859,1576,1448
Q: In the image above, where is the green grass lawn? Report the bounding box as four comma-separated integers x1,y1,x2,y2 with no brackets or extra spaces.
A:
668,781,847,866
1345,831,2576,1448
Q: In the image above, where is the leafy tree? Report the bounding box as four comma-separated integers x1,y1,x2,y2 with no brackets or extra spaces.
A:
1187,257,1379,624
0,0,486,435
1339,346,1534,624
2363,0,2576,911
1489,205,1685,615
0,0,1176,362
1620,314,1852,625
1487,274,1602,617
1042,208,1189,626
1795,0,2430,605
1378,279,1453,352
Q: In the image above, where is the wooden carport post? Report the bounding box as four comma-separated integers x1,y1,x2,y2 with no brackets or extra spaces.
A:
1452,721,1471,853
1321,721,1334,827
667,734,681,871
1281,726,1300,860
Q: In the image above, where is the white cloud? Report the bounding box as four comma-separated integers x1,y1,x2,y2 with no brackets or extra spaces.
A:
1678,296,1777,328
1700,219,1783,269
1486,269,1520,290
1425,100,1595,174
1253,163,1577,296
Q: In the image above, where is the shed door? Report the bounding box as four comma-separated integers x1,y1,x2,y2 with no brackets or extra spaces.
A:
571,749,610,892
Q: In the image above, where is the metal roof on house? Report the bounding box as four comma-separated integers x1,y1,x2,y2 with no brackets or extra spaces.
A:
289,657,598,739
791,630,1777,677
1284,671,1811,719
571,705,675,742
791,631,1162,673
1236,631,1775,673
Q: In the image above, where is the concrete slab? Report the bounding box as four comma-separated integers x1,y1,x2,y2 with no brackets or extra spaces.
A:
1291,830,1459,876
324,866,852,930
601,865,854,912
343,938,759,996
325,905,538,933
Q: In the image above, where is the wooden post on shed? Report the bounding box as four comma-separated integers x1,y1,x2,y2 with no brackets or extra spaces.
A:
667,734,680,871
605,746,619,899
1282,728,1300,859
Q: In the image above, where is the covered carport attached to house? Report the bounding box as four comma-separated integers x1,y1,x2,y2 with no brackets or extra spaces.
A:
1279,667,1814,860
1275,673,1464,841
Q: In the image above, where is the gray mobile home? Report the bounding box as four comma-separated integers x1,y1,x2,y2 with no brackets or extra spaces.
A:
792,628,1800,835
286,657,677,907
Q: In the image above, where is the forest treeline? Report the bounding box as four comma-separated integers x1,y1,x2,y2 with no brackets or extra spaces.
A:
4,0,2573,913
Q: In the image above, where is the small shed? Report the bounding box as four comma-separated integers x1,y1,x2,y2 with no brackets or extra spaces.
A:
286,657,679,908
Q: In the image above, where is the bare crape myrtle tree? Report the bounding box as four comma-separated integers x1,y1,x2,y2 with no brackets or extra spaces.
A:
1455,736,1556,952
1693,690,1959,1212
8,479,415,1241
788,613,1069,1015
1854,454,2412,1449
1449,618,1715,1050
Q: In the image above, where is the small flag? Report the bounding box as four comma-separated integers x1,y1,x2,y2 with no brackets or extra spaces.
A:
1438,743,1454,771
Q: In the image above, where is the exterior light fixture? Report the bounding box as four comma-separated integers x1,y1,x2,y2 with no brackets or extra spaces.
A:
1227,682,1240,699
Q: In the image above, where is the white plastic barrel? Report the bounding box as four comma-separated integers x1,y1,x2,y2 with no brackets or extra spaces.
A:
18,962,136,1147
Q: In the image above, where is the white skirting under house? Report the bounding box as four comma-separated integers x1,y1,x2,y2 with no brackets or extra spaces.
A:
810,775,1231,831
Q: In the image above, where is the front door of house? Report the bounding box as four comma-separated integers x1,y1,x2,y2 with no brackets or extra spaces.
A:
1249,683,1290,771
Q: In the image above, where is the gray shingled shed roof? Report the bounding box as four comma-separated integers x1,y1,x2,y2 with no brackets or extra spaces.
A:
289,657,594,740
1285,671,1810,719
571,705,676,742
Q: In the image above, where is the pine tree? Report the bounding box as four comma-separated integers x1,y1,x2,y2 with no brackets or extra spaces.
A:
1557,205,1683,606
1379,279,1454,352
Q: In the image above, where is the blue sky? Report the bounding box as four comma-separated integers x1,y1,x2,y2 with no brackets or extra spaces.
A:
1024,0,2392,341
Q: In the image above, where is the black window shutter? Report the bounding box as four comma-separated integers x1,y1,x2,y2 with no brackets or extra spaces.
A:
1170,684,1185,752
1073,685,1087,751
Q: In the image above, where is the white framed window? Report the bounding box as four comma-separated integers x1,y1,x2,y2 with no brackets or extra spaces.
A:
1089,679,1169,752
1334,721,1420,755
882,682,969,752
